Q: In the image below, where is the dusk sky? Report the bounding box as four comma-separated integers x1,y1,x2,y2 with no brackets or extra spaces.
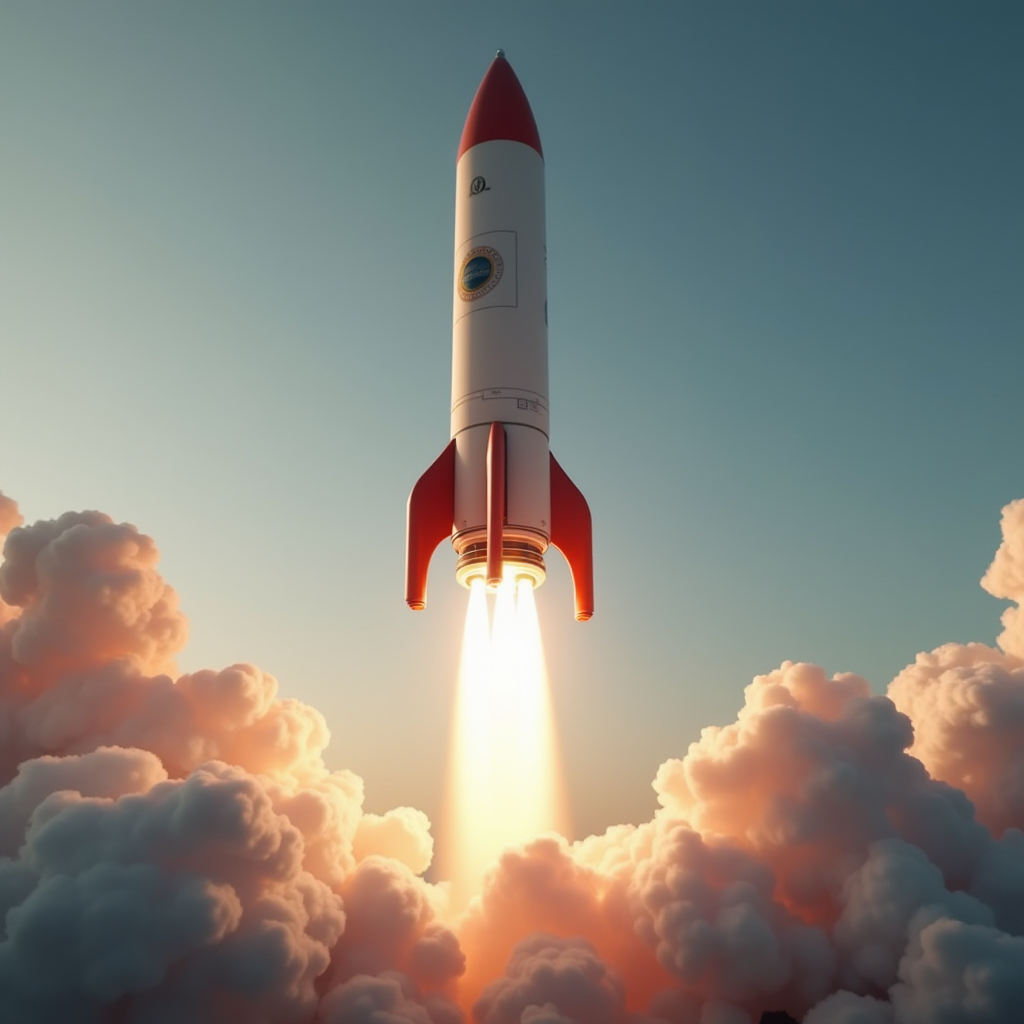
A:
2,0,1021,841
4,5,1024,1024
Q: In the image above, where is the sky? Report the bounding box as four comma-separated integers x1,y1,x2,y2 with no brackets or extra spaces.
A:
1,0,1022,845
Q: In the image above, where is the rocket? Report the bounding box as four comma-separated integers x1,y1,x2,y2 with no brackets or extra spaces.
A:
405,51,594,621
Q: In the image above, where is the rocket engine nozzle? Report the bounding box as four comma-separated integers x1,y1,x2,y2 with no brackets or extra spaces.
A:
454,537,547,591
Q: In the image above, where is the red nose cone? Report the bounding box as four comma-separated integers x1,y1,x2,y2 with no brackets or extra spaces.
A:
458,53,543,161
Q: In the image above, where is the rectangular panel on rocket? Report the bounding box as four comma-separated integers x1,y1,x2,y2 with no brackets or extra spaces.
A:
454,230,517,322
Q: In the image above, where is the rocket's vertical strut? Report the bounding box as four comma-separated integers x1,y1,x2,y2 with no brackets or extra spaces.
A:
486,422,507,587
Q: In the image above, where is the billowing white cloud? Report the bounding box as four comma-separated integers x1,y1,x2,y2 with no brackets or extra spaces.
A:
2,495,1024,1023
981,499,1024,659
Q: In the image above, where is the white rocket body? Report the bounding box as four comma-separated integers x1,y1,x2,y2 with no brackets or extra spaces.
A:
405,52,593,620
452,138,550,560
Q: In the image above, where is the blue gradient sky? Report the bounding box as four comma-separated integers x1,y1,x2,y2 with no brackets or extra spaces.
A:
2,2,1021,839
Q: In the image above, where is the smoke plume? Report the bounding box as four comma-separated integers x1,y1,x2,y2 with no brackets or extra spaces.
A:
1,487,1023,1023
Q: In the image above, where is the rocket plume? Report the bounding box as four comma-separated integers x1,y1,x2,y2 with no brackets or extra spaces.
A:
444,576,567,908
2,487,1024,1023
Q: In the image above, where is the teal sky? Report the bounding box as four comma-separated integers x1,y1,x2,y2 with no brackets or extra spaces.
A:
1,2,1021,840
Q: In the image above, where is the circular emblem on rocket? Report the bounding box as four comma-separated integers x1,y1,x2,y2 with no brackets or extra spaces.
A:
458,246,504,301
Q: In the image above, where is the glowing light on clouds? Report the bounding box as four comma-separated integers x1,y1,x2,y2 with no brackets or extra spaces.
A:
444,574,566,907
4,488,1024,1022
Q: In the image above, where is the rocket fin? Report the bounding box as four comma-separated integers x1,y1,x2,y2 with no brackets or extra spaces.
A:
486,422,507,586
549,453,594,621
405,439,457,610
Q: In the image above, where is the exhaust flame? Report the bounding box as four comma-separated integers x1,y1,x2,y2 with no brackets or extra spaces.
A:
444,574,566,908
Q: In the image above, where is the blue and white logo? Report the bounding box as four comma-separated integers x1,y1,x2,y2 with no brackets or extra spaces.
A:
458,246,504,301
462,256,492,291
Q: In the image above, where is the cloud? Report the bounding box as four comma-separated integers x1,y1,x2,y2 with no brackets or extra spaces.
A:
473,936,627,1024
627,822,834,1010
981,498,1024,660
0,492,22,537
330,857,462,993
888,644,1024,839
0,746,168,857
886,500,1024,843
355,808,435,876
0,505,451,1023
831,838,993,994
0,761,344,1022
2,494,1024,1022
319,972,463,1024
0,490,24,627
804,991,892,1024
0,511,186,676
654,663,971,920
890,915,1024,1022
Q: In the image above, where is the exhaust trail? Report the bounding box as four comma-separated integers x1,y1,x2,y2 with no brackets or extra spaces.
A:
444,576,566,909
